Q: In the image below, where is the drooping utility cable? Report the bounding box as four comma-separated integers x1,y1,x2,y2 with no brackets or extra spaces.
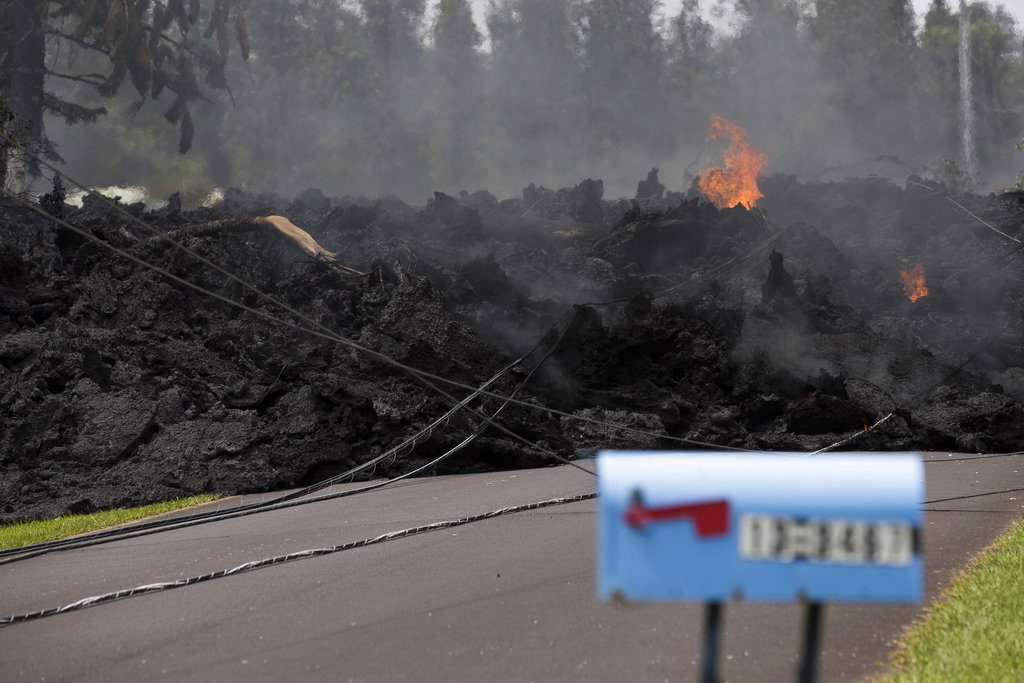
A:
0,360,519,562
4,177,1019,624
0,492,598,628
3,184,780,561
0,388,559,567
323,305,584,499
6,168,974,556
9,172,1014,492
0,184,765,567
4,192,603,471
10,162,997,563
6,183,760,454
0,305,569,564
10,154,598,471
924,452,1024,463
904,178,1022,244
0,193,787,579
0,307,580,565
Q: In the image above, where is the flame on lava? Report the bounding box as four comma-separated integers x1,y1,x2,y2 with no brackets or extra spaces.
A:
899,264,929,302
697,115,768,209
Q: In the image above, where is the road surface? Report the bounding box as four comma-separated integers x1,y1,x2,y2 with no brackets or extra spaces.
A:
1,452,1021,681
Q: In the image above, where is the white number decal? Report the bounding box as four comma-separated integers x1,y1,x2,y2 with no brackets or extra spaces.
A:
739,515,914,566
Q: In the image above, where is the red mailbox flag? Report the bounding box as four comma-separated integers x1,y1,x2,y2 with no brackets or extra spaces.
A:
625,493,731,538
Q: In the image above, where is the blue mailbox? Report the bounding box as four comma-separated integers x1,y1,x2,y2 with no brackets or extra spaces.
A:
598,452,924,603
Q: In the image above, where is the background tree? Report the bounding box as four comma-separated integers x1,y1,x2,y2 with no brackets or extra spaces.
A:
0,0,250,189
665,0,715,120
0,0,51,183
964,3,1023,170
577,0,667,166
430,0,484,189
212,0,372,193
918,0,960,156
714,0,847,172
811,0,919,157
359,0,429,193
14,0,1024,200
486,0,582,187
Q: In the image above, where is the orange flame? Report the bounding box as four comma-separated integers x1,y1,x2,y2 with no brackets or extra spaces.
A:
899,264,929,302
697,115,768,209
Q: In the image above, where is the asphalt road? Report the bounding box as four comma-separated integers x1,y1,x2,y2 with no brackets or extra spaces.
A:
1,452,1021,682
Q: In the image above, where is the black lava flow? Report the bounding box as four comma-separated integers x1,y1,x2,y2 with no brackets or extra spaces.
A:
2,174,1024,525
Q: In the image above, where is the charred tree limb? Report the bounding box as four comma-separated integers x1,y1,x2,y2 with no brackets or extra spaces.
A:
146,214,367,277
45,71,107,87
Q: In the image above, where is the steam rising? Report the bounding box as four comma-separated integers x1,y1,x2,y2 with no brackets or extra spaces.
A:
41,0,1024,201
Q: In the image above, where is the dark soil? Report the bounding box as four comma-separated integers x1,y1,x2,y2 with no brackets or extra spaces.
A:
2,176,1023,522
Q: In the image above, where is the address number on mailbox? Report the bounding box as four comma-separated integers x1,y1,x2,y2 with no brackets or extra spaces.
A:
738,515,915,566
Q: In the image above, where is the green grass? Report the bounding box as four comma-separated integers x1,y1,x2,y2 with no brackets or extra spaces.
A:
0,494,222,551
886,519,1024,682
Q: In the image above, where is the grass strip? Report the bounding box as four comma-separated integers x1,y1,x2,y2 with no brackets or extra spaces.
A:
0,494,222,551
886,519,1024,681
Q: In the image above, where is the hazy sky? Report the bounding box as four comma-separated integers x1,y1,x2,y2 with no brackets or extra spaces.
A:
464,0,1024,38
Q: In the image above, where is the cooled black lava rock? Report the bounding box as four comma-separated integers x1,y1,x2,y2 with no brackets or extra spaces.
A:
3,176,1024,521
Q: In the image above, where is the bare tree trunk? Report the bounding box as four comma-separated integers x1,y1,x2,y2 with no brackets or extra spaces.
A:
0,0,47,192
